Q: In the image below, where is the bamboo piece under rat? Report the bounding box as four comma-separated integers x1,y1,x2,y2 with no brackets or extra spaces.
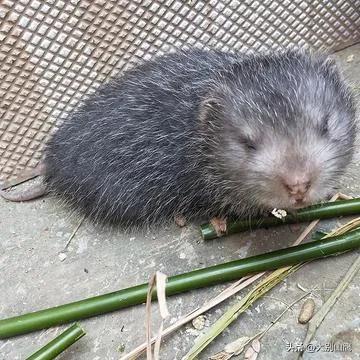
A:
201,198,360,240
1,229,360,339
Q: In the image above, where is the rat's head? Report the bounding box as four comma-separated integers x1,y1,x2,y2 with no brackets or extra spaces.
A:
201,50,356,214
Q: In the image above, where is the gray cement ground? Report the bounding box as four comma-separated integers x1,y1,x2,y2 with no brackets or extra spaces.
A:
1,44,360,360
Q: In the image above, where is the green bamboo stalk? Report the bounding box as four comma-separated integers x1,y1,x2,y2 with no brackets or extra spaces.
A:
1,229,360,339
186,218,360,358
201,198,360,240
26,323,85,360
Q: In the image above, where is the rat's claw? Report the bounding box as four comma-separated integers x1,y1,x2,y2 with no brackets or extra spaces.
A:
210,217,227,236
174,214,187,227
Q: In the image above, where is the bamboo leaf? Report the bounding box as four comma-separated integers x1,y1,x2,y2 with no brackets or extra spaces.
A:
251,338,260,353
244,338,261,360
182,266,302,359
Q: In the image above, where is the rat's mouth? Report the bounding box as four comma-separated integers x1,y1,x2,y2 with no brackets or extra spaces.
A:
291,201,309,209
275,199,312,214
261,191,319,215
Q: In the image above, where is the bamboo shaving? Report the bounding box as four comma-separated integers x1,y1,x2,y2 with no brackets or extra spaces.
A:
119,274,264,360
64,214,85,250
145,271,169,360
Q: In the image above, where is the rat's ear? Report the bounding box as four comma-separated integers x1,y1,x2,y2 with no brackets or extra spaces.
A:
202,98,220,110
318,54,339,74
199,97,222,125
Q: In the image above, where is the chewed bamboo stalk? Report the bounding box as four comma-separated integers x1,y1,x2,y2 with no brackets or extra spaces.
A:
201,198,360,240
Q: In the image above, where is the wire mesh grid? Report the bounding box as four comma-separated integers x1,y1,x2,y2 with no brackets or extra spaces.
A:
0,0,359,181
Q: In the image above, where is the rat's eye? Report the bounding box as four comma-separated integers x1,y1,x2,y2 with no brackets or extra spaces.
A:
319,114,330,137
239,136,257,151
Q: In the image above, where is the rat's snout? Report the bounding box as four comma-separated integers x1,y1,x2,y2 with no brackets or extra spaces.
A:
281,174,311,204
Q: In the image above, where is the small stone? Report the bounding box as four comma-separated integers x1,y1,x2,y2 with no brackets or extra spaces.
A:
58,252,67,261
192,315,206,330
179,252,186,259
298,298,315,324
117,343,126,353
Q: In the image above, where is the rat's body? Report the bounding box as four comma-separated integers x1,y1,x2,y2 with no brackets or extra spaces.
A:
2,49,356,226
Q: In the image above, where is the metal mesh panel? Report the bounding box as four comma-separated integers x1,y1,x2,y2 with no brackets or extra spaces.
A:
1,0,359,181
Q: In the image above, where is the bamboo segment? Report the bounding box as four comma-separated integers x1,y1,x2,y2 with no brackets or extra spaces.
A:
201,198,360,240
1,229,360,339
26,324,85,360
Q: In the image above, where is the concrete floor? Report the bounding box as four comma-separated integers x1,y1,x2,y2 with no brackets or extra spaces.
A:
1,44,360,360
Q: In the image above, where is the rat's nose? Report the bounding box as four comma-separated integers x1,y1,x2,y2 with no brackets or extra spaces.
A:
282,176,311,200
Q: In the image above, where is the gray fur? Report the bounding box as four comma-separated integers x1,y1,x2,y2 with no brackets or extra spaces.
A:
43,48,356,226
